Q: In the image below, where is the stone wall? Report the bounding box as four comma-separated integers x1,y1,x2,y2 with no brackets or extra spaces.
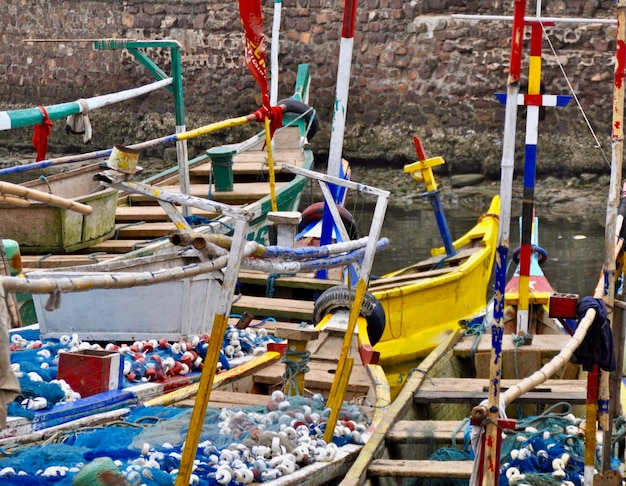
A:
0,0,619,178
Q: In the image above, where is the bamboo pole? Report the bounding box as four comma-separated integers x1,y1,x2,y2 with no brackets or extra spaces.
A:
0,181,93,215
0,110,267,176
174,218,250,486
480,2,526,484
598,0,626,472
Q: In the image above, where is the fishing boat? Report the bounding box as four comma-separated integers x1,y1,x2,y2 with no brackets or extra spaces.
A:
335,2,626,485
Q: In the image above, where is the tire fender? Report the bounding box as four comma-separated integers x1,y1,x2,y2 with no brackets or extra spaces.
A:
278,98,319,140
313,285,385,346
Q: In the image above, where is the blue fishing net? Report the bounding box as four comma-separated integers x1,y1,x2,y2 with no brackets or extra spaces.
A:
0,394,368,485
497,403,594,486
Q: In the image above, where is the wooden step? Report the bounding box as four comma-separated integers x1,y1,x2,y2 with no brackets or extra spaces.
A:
414,378,588,405
231,294,314,322
21,254,117,271
127,181,288,205
176,390,271,409
237,270,342,291
387,420,468,446
368,459,473,479
115,205,218,222
114,222,178,239
190,151,305,177
81,239,163,254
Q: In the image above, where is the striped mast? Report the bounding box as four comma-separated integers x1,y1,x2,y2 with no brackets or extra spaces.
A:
317,0,358,278
496,22,571,335
480,0,526,483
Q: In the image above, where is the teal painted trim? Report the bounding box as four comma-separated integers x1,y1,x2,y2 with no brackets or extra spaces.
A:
127,48,173,94
171,46,185,127
293,64,310,102
6,102,80,128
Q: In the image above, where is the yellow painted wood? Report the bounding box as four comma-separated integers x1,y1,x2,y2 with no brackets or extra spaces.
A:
323,279,368,443
175,313,230,486
324,357,353,443
264,116,278,212
403,156,444,192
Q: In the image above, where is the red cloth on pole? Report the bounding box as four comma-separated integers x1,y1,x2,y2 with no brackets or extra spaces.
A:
32,106,53,162
239,0,282,139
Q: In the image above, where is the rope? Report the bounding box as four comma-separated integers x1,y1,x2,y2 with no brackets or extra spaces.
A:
265,273,296,297
511,332,532,380
464,319,485,360
541,22,611,169
452,417,469,450
281,347,311,396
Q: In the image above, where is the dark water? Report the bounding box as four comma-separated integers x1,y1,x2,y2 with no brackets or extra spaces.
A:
354,203,607,299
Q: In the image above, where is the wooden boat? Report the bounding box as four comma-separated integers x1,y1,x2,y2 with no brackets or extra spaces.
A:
0,163,396,485
337,2,626,485
0,164,118,253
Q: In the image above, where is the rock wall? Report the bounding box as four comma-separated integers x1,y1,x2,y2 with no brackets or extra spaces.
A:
0,0,619,178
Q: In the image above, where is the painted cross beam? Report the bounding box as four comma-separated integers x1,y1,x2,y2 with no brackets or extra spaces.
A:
404,136,455,257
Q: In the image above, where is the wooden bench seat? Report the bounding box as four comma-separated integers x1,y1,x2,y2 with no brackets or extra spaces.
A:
387,420,468,445
368,459,473,479
414,378,588,405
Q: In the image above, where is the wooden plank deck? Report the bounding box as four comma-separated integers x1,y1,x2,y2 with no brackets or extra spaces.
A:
367,459,473,479
414,378,588,405
231,295,315,322
387,420,468,445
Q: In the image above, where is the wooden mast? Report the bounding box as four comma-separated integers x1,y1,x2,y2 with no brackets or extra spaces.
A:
481,1,526,484
598,0,626,474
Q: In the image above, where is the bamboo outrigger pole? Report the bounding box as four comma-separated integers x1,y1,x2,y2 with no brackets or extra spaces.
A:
597,0,626,474
480,1,526,484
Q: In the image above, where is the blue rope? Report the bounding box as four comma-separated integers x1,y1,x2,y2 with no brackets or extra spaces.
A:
281,348,311,396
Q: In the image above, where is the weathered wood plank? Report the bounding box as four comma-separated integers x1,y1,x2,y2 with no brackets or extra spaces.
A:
237,270,342,291
127,181,288,205
231,295,314,322
387,420,468,445
367,459,473,478
176,390,270,409
414,378,588,404
115,205,217,222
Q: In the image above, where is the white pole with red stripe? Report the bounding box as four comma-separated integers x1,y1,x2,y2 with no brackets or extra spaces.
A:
326,0,357,179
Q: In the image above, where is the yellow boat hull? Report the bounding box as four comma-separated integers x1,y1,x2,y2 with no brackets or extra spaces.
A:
370,196,500,369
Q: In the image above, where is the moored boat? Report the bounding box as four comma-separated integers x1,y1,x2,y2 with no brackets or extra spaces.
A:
337,1,626,484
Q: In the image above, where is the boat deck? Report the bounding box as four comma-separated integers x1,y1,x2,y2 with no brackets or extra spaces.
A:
341,333,589,485
16,125,307,269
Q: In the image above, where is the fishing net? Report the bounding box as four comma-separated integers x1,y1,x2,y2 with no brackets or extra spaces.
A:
0,393,368,484
497,402,591,486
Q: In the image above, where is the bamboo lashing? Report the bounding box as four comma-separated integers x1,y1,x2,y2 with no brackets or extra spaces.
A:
0,181,93,215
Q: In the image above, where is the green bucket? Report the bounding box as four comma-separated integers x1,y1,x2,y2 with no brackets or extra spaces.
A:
207,146,235,192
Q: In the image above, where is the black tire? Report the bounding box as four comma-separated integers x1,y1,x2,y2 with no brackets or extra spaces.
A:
278,98,319,140
313,285,385,346
299,202,359,240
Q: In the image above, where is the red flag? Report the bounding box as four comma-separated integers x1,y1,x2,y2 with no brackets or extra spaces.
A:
238,0,270,115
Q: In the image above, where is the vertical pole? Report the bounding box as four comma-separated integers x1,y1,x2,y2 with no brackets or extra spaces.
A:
598,0,626,472
480,1,526,484
174,218,249,486
516,23,542,335
270,0,282,106
326,0,358,179
319,0,359,276
171,45,191,218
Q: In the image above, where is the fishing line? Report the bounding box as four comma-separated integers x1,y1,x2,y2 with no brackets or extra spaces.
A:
540,22,611,170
